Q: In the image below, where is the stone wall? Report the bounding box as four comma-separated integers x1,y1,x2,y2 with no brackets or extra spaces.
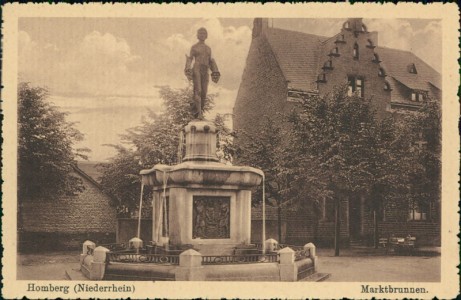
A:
19,172,117,251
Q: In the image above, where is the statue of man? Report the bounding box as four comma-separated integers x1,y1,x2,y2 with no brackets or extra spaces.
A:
185,27,220,119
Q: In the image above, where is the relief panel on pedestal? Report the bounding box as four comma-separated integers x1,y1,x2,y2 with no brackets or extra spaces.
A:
193,196,230,239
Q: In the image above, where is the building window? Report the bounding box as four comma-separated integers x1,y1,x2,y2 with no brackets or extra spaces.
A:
321,197,335,222
343,21,350,29
348,76,364,97
361,24,368,32
353,43,359,59
408,63,418,74
378,67,386,77
410,91,425,102
408,204,428,221
287,89,309,103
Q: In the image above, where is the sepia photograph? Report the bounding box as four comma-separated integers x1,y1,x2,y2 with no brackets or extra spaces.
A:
2,3,459,299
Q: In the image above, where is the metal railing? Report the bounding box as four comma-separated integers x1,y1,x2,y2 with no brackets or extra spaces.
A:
202,254,278,265
294,248,310,261
99,243,126,251
107,252,180,265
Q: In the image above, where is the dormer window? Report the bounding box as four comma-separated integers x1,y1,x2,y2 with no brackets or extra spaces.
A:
408,63,417,74
372,53,381,63
410,91,425,102
353,43,359,59
378,67,386,77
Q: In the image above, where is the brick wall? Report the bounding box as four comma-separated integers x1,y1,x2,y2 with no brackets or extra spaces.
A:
318,27,391,120
117,218,153,244
251,205,286,243
285,198,350,246
251,198,440,246
19,172,117,250
233,32,290,141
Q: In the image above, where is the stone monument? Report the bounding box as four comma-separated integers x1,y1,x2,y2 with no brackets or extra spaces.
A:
76,26,320,281
140,121,263,255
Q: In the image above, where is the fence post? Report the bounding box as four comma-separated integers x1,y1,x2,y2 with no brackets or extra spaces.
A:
80,240,95,264
90,246,110,280
304,242,318,271
278,247,297,281
175,249,205,281
265,238,278,252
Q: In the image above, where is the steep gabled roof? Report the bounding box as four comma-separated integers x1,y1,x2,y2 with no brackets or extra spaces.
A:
375,46,441,91
73,163,104,190
262,26,441,96
264,27,328,92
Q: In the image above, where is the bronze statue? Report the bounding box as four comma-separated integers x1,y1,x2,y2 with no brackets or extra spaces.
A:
185,27,220,119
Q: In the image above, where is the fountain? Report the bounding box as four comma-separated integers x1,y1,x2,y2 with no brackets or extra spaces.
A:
73,26,320,282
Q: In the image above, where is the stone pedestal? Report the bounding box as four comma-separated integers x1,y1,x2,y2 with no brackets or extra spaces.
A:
140,120,263,255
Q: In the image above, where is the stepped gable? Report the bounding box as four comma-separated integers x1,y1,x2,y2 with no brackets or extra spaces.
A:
264,24,441,99
264,27,328,92
376,46,441,91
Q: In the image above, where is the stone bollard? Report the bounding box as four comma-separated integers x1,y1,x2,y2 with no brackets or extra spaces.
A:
80,240,96,264
265,238,278,252
278,247,297,281
304,243,318,272
175,249,205,281
129,237,143,251
90,246,110,280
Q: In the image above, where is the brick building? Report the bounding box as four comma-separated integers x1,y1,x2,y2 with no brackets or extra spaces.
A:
18,163,117,251
235,18,441,246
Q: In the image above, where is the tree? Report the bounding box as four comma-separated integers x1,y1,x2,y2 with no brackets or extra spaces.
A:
234,116,326,243
18,82,89,201
99,85,229,213
288,85,408,255
397,98,441,223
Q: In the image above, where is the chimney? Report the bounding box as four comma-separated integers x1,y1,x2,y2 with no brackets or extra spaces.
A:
252,18,269,38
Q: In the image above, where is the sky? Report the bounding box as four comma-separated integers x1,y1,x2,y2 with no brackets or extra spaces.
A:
18,17,442,161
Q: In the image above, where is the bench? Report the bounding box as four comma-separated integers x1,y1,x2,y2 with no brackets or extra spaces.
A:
380,235,417,255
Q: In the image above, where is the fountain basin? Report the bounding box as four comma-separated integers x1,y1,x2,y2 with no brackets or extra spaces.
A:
140,162,263,188
79,242,317,281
